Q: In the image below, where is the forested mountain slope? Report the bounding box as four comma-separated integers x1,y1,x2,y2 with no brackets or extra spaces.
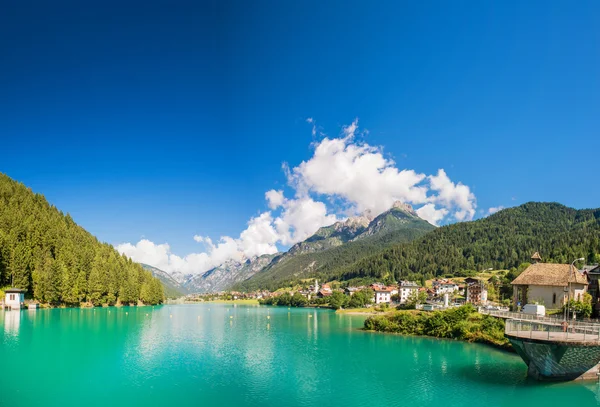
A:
235,203,435,291
141,263,186,298
237,202,600,291
335,202,600,283
0,173,164,306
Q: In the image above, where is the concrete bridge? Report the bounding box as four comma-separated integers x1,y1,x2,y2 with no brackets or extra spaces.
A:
504,318,600,381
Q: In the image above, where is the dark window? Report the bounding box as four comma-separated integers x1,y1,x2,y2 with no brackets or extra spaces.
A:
553,293,556,304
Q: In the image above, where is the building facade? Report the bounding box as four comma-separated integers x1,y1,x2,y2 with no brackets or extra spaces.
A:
512,261,588,310
4,288,25,310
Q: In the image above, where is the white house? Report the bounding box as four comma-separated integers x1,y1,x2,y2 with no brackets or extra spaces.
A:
4,288,25,310
374,288,393,304
399,281,419,304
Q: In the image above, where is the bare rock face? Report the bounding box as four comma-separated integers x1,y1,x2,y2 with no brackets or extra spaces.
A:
183,253,279,294
392,201,418,216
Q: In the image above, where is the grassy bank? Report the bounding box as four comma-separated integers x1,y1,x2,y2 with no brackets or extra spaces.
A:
363,305,511,350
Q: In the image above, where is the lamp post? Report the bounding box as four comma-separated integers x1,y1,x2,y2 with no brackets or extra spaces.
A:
566,257,585,321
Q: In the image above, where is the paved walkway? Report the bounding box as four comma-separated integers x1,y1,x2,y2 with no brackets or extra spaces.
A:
506,329,600,343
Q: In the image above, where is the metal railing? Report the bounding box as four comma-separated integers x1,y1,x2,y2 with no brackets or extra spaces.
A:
481,309,564,323
505,318,600,342
481,309,600,324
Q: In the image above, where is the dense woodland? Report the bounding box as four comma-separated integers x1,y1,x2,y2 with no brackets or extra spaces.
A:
240,202,600,291
0,174,164,306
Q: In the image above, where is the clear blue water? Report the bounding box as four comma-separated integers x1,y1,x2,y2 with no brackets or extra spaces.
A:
1,304,600,407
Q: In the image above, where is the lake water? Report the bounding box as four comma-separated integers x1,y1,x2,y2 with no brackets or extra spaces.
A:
1,304,600,407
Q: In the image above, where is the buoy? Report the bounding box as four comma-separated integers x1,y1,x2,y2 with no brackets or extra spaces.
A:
170,314,172,318
126,312,128,315
230,315,233,319
267,315,270,320
146,314,148,316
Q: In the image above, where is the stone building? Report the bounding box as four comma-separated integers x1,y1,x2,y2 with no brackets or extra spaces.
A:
511,257,588,310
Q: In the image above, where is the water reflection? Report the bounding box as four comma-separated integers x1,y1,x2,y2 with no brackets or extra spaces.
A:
4,310,21,337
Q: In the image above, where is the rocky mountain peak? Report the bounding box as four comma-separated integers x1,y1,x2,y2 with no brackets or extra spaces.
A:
343,214,371,228
392,201,417,216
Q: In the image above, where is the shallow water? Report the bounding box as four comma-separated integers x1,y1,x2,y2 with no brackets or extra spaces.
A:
1,304,599,407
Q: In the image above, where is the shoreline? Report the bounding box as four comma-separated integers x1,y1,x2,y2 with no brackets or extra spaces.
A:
361,327,515,353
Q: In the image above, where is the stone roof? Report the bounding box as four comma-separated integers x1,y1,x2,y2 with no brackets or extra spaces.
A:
511,263,588,287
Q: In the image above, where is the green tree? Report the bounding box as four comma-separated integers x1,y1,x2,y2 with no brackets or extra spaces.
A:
290,292,308,307
328,291,348,309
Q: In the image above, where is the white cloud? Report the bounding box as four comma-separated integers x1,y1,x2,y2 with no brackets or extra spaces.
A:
488,206,505,215
116,239,215,275
118,118,477,275
416,204,449,226
265,189,285,209
118,195,337,274
287,119,474,221
274,196,337,245
428,169,476,221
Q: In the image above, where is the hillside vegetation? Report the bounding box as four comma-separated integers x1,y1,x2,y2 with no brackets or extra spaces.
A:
240,203,600,291
236,210,434,291
0,173,164,306
364,305,510,349
141,263,186,298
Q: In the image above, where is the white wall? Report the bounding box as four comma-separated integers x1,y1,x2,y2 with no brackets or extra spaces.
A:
526,285,587,309
5,293,24,309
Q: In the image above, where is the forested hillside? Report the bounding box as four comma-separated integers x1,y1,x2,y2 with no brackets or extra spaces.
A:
141,263,186,298
335,203,600,283
236,206,434,291
0,173,164,306
238,203,600,291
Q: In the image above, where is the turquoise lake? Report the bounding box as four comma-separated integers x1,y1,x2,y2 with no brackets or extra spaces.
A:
1,304,600,407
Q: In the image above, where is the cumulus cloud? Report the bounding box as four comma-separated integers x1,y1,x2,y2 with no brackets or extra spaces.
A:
265,189,285,209
274,196,337,245
118,194,337,275
117,239,215,275
416,204,449,226
428,169,476,221
287,119,475,220
488,206,505,215
118,118,477,275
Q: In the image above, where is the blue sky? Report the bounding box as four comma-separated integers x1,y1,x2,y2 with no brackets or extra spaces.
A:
1,1,599,273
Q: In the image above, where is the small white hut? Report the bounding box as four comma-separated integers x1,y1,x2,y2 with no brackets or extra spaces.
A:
4,288,25,310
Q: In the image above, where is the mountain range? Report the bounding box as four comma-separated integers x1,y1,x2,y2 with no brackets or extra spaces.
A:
143,201,434,295
139,201,600,296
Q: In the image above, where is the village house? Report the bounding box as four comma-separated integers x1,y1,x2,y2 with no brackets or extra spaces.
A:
344,286,364,296
511,253,588,309
374,287,394,304
4,288,25,310
466,282,488,305
398,281,419,304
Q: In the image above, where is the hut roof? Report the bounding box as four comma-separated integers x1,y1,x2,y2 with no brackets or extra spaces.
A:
531,252,542,261
511,263,588,287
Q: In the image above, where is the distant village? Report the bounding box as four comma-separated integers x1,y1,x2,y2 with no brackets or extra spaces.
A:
184,276,496,311
182,252,600,318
